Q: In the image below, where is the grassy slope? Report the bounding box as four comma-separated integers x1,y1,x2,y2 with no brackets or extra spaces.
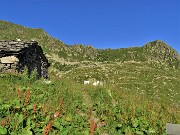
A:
63,61,180,106
0,72,179,134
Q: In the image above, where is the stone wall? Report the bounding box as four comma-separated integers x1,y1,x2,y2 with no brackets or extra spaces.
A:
0,40,50,79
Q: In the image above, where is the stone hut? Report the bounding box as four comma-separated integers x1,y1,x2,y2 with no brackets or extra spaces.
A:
0,40,50,79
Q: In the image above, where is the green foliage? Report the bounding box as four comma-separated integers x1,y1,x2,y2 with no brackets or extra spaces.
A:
54,62,79,71
65,61,180,106
97,47,147,62
21,67,38,85
0,72,179,134
0,126,7,135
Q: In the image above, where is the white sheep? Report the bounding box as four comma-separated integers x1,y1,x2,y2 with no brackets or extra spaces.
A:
93,81,100,86
99,81,104,86
16,38,21,41
44,79,51,84
84,80,90,85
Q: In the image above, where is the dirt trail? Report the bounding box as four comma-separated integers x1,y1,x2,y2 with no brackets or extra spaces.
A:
82,90,92,108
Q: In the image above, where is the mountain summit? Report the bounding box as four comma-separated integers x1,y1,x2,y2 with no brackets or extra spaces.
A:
143,40,179,68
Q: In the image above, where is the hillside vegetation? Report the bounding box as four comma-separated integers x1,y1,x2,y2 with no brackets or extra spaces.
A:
0,72,179,134
0,20,180,134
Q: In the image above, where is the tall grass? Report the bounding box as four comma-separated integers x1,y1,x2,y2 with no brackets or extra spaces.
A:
0,72,179,134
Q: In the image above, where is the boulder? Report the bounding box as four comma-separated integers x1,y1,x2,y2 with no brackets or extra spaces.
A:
0,56,19,64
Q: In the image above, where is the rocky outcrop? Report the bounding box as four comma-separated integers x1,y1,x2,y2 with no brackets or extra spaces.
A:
143,40,180,68
0,40,50,79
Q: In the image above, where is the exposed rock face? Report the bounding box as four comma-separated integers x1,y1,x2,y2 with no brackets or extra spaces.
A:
0,40,50,79
143,40,180,68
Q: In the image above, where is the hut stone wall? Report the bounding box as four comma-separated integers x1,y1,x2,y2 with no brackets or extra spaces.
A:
0,40,50,79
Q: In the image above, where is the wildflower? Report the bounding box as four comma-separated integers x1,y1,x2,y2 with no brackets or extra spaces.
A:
90,120,97,135
131,107,135,121
59,98,63,113
151,119,154,128
53,111,60,118
33,102,36,115
44,120,53,135
88,109,93,121
88,110,97,135
16,88,21,100
121,113,125,122
0,116,10,126
24,90,30,105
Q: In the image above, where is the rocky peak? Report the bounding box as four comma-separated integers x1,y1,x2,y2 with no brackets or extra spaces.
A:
143,40,179,67
143,40,178,56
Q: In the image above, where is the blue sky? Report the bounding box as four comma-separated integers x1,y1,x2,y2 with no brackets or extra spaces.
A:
0,0,180,52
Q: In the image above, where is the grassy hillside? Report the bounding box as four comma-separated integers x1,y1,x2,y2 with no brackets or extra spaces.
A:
0,72,179,134
0,20,180,134
63,61,180,106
